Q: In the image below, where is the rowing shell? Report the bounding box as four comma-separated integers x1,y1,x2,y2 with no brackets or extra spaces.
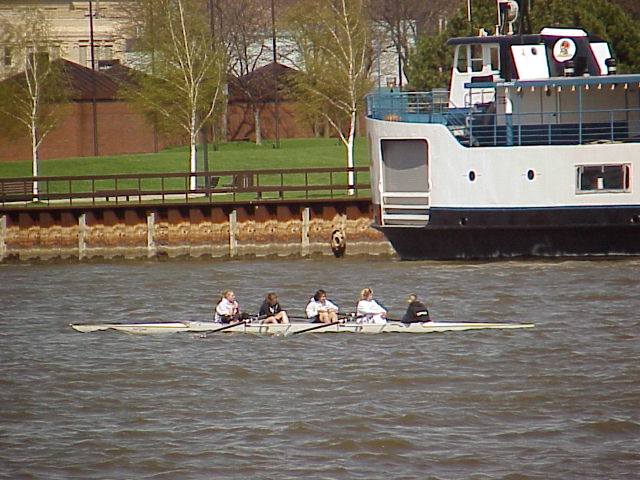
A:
69,321,534,335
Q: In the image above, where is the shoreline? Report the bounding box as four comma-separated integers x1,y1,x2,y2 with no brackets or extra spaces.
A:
0,199,395,263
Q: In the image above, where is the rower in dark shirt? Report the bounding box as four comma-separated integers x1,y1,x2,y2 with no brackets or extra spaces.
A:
258,292,289,324
401,294,431,323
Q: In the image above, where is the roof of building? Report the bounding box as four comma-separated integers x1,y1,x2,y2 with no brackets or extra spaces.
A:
60,59,122,101
0,58,126,101
3,58,299,103
228,62,297,102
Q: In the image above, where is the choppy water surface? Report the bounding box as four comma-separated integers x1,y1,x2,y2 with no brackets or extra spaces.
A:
0,258,638,479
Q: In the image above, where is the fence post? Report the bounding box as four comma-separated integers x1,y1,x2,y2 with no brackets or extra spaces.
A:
78,213,87,260
0,215,6,261
147,212,156,258
229,209,237,257
301,207,310,257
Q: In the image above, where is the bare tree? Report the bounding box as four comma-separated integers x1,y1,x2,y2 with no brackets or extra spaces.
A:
367,0,463,87
217,0,274,146
127,0,228,189
0,7,68,198
286,0,373,192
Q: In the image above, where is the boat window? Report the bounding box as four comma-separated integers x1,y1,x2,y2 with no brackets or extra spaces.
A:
577,165,630,192
456,46,468,72
471,44,483,72
490,47,500,71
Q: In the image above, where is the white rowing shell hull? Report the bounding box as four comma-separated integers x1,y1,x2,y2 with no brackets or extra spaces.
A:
69,321,534,335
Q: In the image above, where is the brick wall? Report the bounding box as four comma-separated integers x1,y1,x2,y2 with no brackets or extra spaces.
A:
0,100,175,162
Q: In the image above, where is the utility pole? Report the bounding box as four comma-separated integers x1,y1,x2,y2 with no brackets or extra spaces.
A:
271,0,280,149
88,1,99,156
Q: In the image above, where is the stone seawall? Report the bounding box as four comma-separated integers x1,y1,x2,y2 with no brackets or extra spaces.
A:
0,200,395,262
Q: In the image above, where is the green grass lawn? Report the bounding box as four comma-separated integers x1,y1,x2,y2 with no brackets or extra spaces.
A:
0,137,370,178
0,137,372,203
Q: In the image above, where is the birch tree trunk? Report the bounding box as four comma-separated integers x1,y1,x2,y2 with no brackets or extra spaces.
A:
286,0,373,196
253,103,262,146
0,8,66,201
127,0,227,190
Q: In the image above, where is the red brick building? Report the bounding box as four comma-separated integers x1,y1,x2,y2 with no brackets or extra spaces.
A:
0,60,321,162
227,62,314,142
0,59,175,162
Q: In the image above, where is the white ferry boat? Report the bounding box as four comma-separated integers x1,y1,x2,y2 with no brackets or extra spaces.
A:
365,1,640,259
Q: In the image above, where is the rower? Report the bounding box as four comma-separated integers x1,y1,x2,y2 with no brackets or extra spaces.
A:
305,289,339,323
356,288,387,324
258,292,289,324
401,294,431,323
214,290,249,324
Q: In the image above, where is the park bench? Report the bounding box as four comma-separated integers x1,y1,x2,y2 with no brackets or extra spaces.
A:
95,189,141,202
220,173,284,199
223,173,254,189
0,180,35,202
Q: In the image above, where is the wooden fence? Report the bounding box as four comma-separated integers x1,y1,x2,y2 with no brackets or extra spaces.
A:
0,167,371,208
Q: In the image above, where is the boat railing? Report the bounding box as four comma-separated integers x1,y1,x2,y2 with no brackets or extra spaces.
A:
366,91,640,147
464,107,640,147
0,166,371,208
366,90,452,124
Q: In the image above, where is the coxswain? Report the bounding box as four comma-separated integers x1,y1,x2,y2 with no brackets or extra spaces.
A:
356,288,387,324
258,292,289,324
214,290,248,323
305,289,339,323
401,294,431,323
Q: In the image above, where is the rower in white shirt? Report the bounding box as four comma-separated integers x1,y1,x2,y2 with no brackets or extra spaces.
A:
305,289,339,323
356,288,387,324
214,290,242,323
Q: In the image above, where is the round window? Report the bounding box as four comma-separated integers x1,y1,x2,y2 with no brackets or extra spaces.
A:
527,170,535,180
468,171,476,181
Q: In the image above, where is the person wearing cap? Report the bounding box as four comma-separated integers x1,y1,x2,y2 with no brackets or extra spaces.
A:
401,294,431,323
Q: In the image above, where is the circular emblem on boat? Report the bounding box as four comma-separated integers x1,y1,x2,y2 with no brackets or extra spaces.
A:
553,38,576,63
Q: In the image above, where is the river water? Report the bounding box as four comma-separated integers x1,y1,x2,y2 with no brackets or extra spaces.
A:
0,258,638,479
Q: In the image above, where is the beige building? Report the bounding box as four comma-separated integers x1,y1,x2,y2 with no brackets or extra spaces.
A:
0,0,134,79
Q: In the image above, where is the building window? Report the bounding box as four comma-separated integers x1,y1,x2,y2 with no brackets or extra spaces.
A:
79,45,89,67
100,45,113,61
3,47,11,66
577,165,630,192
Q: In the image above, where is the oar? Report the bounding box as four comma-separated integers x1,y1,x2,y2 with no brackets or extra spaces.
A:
199,320,248,337
292,320,342,335
288,312,357,322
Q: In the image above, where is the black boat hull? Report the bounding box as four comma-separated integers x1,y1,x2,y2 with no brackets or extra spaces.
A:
378,206,640,260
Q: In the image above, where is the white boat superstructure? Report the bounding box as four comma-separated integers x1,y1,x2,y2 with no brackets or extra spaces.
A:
69,320,534,335
365,0,640,259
